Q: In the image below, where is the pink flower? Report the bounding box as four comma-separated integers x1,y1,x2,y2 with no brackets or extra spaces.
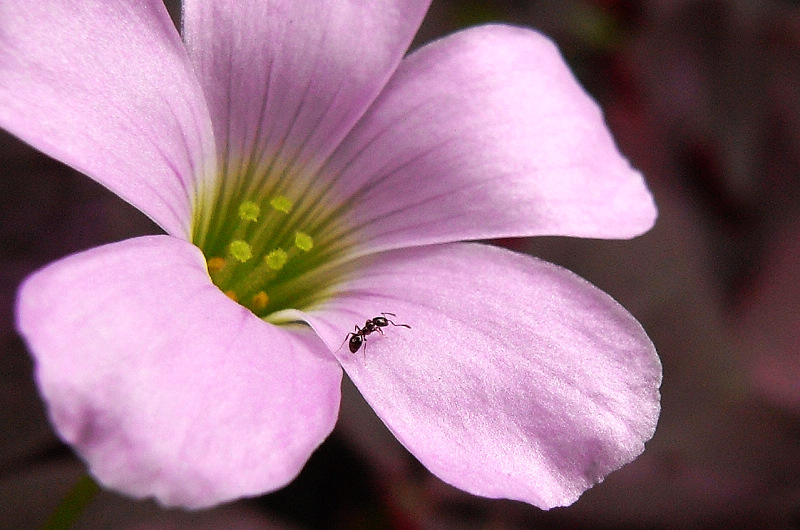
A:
2,0,661,510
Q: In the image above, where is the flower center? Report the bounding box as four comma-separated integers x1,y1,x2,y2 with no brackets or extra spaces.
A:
191,178,352,319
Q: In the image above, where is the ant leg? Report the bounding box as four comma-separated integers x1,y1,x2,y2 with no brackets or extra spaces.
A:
336,325,362,352
336,332,354,352
360,334,369,362
382,313,411,329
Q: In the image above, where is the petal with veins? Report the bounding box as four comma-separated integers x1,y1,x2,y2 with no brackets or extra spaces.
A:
323,25,656,252
303,243,661,509
16,236,342,508
182,0,430,190
0,0,216,238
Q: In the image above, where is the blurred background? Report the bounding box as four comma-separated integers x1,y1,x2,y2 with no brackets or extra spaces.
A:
2,0,799,527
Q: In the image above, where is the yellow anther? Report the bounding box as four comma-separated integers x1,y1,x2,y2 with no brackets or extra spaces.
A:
228,240,253,262
251,291,269,312
238,201,261,222
265,249,288,270
294,232,314,252
224,290,238,302
270,195,293,214
207,257,226,274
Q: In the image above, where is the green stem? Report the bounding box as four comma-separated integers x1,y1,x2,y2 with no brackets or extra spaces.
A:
43,474,99,530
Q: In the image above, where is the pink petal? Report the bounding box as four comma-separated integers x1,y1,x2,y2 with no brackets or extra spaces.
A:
182,0,430,186
16,236,342,508
0,1,216,237
323,25,656,251
302,243,661,509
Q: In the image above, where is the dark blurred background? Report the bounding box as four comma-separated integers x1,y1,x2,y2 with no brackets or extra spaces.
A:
2,1,800,528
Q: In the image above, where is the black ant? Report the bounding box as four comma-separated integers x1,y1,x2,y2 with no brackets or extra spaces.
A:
340,313,411,354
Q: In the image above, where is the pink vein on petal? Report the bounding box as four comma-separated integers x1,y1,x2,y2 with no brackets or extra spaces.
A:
319,25,656,251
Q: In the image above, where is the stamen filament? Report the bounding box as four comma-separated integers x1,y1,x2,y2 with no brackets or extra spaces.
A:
229,201,261,244
196,181,351,318
247,195,294,260
230,233,314,301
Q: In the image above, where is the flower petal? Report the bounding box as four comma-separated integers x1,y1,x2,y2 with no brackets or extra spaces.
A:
16,236,342,508
181,0,430,188
0,1,216,237
323,25,656,251
302,243,661,509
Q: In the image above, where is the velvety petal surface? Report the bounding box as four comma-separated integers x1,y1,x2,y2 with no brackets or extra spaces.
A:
322,25,656,252
182,0,430,196
302,243,661,509
16,236,342,508
0,1,216,237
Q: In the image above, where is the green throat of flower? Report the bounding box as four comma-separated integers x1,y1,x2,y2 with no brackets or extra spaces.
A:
192,186,350,319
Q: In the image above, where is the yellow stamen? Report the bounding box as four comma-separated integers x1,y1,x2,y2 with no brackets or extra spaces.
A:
265,249,289,270
224,290,238,302
294,231,314,252
228,240,253,263
270,195,293,213
207,257,226,274
251,291,269,312
238,201,261,222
